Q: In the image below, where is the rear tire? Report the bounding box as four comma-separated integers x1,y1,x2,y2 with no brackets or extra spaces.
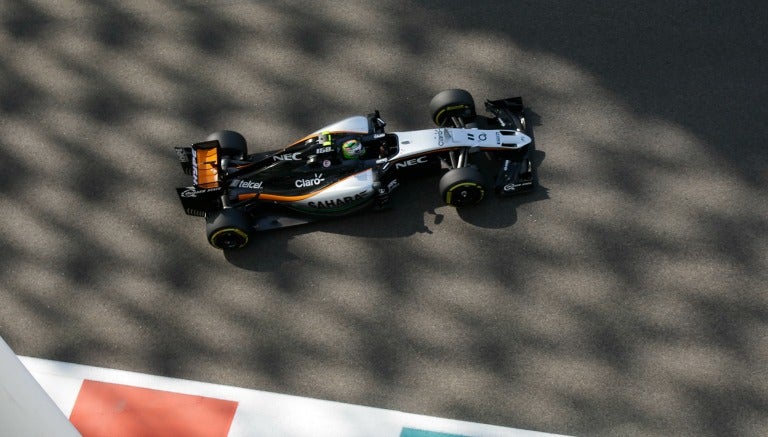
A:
429,89,476,126
207,130,247,159
206,208,251,250
439,166,486,207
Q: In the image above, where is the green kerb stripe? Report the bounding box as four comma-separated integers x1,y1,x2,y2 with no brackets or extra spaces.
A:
400,428,470,437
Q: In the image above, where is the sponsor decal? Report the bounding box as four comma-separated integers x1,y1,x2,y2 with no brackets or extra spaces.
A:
295,173,325,188
503,181,533,192
435,129,445,147
467,132,487,142
175,148,189,162
180,187,220,198
395,156,429,169
308,191,368,209
315,146,333,154
387,179,399,191
322,159,331,168
273,152,302,161
238,180,263,189
192,155,199,181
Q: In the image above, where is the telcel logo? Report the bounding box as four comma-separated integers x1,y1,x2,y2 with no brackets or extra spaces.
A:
239,180,263,189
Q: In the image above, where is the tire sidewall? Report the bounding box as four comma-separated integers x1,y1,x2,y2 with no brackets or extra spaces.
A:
206,130,248,159
206,208,251,249
439,166,486,207
429,89,476,126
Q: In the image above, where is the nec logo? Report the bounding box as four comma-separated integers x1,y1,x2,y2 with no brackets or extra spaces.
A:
394,156,429,169
274,152,301,161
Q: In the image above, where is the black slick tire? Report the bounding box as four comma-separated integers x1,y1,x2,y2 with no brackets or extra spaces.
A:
439,166,486,207
206,208,251,250
206,130,248,159
429,89,476,126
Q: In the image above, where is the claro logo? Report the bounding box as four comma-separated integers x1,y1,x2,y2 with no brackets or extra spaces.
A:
436,129,446,147
295,173,325,188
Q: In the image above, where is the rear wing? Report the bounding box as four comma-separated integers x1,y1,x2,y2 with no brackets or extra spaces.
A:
175,140,222,188
174,140,223,217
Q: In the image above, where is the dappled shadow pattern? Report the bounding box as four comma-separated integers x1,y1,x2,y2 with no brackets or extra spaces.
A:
1,1,767,436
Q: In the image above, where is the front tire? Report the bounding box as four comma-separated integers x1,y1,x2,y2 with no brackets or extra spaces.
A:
206,208,251,250
429,89,476,126
439,166,486,207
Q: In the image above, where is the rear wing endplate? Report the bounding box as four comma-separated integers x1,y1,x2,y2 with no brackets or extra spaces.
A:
174,140,224,217
175,140,222,188
191,141,221,188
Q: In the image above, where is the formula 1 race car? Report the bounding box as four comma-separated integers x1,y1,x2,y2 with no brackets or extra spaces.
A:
174,89,536,249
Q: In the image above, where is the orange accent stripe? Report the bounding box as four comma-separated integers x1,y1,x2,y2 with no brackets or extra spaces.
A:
237,191,316,202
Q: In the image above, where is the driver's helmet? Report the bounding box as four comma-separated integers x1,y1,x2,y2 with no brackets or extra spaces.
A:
341,139,364,159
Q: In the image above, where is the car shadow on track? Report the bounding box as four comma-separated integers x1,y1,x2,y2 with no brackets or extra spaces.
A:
222,175,445,270
457,139,548,229
224,150,548,272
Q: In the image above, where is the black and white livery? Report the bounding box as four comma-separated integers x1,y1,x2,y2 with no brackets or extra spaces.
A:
174,89,536,249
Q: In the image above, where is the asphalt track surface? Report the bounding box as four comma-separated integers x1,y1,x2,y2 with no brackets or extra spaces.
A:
1,1,767,436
